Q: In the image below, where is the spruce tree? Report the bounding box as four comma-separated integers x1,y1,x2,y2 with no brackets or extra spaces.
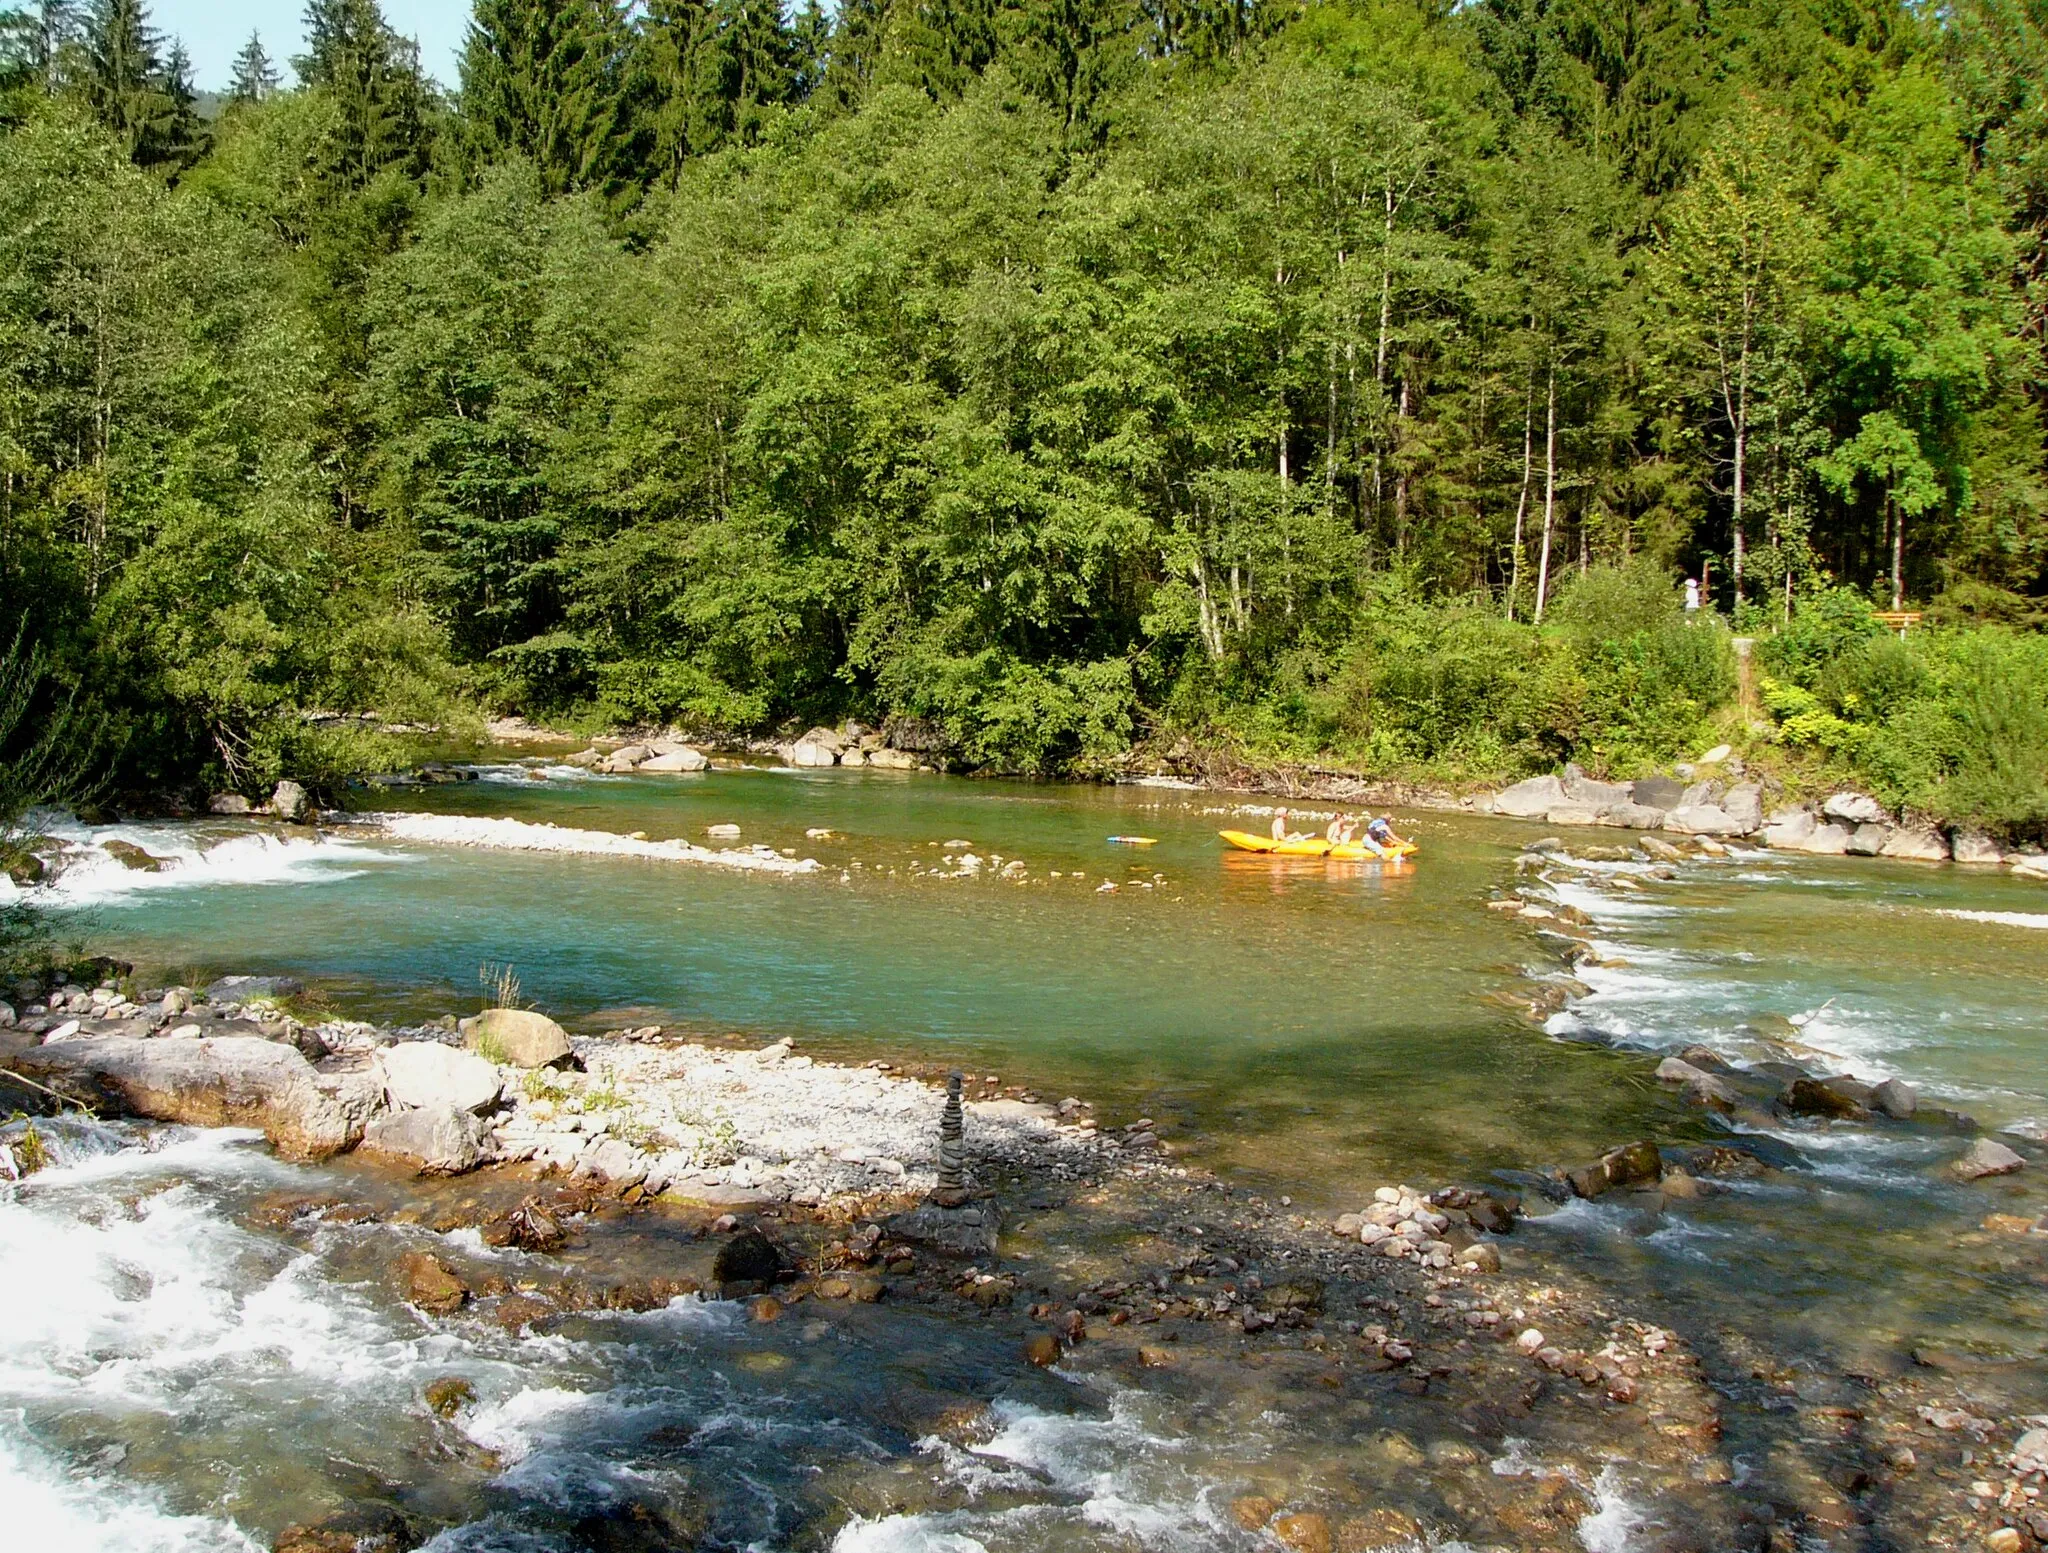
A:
2,1,84,94
228,30,279,104
296,0,432,188
461,0,637,197
81,0,180,165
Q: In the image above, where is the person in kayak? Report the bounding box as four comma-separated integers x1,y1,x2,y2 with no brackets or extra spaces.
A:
1325,813,1352,844
1363,815,1408,851
1271,809,1291,841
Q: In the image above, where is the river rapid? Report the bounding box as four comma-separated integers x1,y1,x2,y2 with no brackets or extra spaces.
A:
6,761,2046,1551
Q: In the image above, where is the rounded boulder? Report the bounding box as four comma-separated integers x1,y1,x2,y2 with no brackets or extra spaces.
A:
465,1007,572,1069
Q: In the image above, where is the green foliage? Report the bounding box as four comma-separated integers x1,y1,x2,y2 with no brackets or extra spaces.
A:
1,0,2045,824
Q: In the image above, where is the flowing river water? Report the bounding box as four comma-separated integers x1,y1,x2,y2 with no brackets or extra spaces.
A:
6,761,2047,1551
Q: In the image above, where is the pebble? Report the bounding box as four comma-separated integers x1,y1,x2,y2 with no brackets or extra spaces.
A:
1517,1328,1546,1355
1023,1333,1061,1367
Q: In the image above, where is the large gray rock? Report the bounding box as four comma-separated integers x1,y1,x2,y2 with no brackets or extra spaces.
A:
1679,780,1724,809
1822,791,1887,825
1871,1078,1917,1119
1785,821,1853,855
1632,776,1686,811
789,738,838,768
1563,776,1633,808
1495,775,1568,818
361,1104,485,1176
1665,804,1742,836
375,1041,502,1114
1951,831,2003,865
1953,1138,2026,1179
208,793,252,815
270,779,309,822
1543,804,1603,826
866,748,919,770
1761,808,1816,848
2,1034,355,1159
637,748,709,773
600,743,654,773
1721,784,1763,834
464,1007,571,1069
1879,824,1949,862
1845,823,1888,856
1599,803,1669,830
581,1137,647,1189
312,1056,387,1136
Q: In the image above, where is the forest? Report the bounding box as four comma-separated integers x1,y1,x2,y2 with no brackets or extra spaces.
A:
1,0,2045,835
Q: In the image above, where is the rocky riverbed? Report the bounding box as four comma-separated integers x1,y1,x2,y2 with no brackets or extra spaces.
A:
5,955,2046,1552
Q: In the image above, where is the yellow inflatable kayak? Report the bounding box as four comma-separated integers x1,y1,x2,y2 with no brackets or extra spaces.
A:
1218,829,1417,860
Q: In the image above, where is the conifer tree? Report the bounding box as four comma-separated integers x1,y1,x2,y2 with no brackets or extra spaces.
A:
461,0,637,197
81,0,185,165
296,0,433,188
1,1,83,94
228,30,279,104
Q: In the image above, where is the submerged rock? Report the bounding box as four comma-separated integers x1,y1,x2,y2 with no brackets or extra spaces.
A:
1566,1139,1662,1198
397,1250,468,1314
711,1226,784,1291
1655,1057,1738,1111
102,839,165,872
1953,1139,2026,1179
1780,1076,1871,1121
204,974,304,1003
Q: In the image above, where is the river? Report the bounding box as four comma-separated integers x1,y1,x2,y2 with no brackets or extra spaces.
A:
6,761,2046,1550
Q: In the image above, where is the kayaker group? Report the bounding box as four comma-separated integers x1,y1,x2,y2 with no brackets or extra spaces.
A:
1270,808,1409,850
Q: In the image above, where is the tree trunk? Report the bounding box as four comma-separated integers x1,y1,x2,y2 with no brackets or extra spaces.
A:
1890,492,1904,611
1731,418,1747,609
1534,365,1557,624
1507,378,1533,622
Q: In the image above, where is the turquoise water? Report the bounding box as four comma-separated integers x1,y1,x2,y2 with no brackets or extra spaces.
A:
40,769,1684,1184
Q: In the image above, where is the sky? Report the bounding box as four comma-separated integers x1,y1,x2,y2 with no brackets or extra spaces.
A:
153,1,474,92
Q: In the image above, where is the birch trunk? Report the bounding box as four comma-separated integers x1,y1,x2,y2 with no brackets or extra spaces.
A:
1534,365,1557,624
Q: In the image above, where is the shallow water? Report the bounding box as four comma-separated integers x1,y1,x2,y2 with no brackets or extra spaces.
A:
12,765,2048,1547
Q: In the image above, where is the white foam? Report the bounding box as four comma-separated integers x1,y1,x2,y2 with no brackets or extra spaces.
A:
23,818,409,905
1577,1465,1656,1552
1,1432,259,1553
1545,881,1678,920
831,1515,994,1553
357,812,821,874
1936,909,2048,930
